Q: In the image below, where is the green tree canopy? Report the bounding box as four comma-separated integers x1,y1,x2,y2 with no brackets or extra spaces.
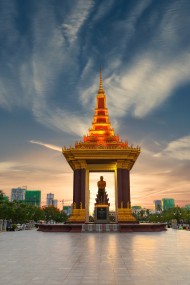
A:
0,190,4,203
42,206,67,223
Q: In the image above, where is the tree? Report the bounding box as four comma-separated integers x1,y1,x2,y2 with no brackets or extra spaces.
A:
0,201,45,223
89,215,94,222
42,206,67,223
0,201,14,220
0,190,4,203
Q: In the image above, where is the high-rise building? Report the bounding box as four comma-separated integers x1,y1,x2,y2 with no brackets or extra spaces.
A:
46,193,54,206
11,187,26,202
162,198,175,211
46,193,58,207
132,206,142,210
52,200,58,208
154,200,162,211
25,190,41,207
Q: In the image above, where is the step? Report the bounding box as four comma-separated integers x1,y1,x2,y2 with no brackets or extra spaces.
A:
82,223,119,232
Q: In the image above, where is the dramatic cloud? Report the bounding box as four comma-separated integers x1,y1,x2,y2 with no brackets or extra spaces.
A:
1,0,189,135
80,1,190,122
61,0,94,43
0,161,22,172
154,135,190,160
30,140,62,152
1,0,190,208
111,52,190,118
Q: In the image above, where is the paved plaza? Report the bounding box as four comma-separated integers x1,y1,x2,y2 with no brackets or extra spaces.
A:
0,228,190,285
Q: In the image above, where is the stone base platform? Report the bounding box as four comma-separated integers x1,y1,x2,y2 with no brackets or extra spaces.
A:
37,224,82,232
37,223,167,232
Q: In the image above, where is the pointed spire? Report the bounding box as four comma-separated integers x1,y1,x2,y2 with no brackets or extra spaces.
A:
98,69,105,94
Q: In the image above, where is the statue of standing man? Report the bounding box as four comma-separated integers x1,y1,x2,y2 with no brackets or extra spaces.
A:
97,176,106,203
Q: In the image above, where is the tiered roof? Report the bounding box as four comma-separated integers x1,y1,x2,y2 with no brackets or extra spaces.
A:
75,71,129,149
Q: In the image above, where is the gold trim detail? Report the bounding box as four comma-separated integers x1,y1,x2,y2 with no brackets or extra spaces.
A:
67,208,86,223
95,204,109,208
71,160,87,170
118,208,136,222
117,160,134,170
63,148,140,171
79,160,87,169
72,161,81,170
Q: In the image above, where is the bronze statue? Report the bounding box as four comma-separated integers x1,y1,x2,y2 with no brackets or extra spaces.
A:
97,176,106,203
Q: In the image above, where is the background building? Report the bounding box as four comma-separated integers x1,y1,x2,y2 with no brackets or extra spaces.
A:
25,190,41,207
63,206,72,216
11,187,26,202
2,195,9,202
53,200,58,208
154,200,162,212
46,193,54,206
132,206,142,214
162,198,175,211
46,193,58,207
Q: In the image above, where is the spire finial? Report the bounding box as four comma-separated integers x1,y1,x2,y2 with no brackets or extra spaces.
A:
98,68,104,94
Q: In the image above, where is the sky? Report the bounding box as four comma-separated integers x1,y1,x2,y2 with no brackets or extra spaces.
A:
0,0,190,210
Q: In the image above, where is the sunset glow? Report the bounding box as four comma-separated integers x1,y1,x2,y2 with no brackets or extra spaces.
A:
1,1,190,209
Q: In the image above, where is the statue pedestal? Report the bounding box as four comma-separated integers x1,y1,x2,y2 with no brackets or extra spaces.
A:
94,205,109,223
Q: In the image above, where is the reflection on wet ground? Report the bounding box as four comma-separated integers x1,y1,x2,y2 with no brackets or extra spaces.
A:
0,229,190,284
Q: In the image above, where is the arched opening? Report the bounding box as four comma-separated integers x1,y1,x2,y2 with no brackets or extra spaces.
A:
88,172,116,222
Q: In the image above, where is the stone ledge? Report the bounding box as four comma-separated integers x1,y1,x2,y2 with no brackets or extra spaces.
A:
37,223,167,232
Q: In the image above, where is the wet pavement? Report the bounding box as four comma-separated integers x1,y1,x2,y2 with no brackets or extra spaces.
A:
0,228,190,285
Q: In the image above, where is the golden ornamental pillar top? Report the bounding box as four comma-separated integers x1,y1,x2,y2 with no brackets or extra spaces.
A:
98,69,105,95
